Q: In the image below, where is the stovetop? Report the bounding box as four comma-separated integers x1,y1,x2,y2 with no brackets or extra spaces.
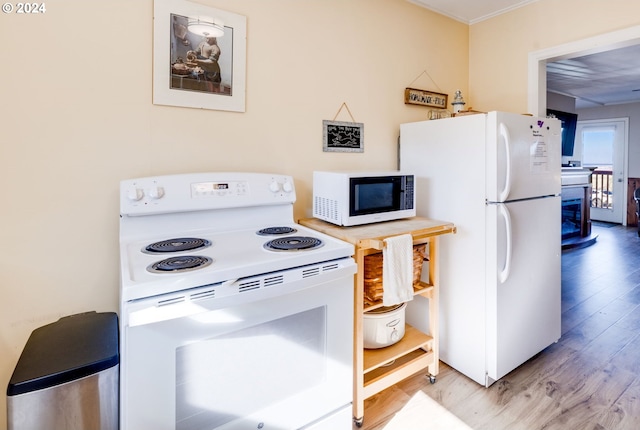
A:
119,172,355,302
120,223,353,301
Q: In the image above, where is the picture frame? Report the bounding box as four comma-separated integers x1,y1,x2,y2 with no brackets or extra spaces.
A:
153,0,247,112
323,120,364,153
404,88,448,109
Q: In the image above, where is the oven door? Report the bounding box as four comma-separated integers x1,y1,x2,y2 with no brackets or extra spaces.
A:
120,261,354,430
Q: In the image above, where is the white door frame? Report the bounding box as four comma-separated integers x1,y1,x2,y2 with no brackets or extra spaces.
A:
528,24,640,226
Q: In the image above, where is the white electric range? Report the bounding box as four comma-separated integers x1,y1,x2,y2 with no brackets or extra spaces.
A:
119,172,356,430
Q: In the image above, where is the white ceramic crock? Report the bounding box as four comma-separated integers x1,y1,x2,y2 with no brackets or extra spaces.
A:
363,302,406,349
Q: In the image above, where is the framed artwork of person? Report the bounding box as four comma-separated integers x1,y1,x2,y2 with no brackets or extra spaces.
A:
153,0,247,112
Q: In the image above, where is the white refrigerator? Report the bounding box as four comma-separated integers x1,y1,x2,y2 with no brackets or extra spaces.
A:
400,111,562,387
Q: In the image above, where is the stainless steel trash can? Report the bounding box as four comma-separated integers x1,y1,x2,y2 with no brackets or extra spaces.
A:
6,311,119,430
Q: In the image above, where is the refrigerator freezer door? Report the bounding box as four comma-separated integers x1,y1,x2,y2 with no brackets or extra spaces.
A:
399,114,487,221
485,196,561,384
485,112,561,203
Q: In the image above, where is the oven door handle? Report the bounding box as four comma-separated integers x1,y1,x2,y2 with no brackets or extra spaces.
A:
128,299,209,327
127,279,240,327
216,278,240,297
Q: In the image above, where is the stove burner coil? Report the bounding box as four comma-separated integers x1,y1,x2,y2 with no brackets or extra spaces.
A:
257,226,298,236
147,256,213,273
143,238,211,254
263,236,323,251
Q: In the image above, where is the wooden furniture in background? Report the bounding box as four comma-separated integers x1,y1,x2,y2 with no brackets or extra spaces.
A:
298,217,455,427
627,177,640,226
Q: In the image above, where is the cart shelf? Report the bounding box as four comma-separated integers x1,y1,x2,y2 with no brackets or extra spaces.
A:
298,216,455,427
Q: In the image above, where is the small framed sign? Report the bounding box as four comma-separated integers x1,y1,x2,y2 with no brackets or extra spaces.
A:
323,120,364,153
404,88,448,109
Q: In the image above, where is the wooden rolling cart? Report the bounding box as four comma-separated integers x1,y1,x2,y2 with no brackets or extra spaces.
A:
298,217,456,427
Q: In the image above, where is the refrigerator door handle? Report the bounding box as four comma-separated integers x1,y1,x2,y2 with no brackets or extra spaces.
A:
498,203,512,283
498,122,512,202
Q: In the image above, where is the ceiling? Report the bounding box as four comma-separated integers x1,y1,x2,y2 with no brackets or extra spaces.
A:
407,0,539,24
546,45,640,109
409,0,640,110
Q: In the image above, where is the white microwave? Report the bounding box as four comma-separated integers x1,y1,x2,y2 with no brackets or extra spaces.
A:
313,171,416,226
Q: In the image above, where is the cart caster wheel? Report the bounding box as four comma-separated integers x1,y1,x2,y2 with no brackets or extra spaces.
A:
429,375,436,384
354,417,364,427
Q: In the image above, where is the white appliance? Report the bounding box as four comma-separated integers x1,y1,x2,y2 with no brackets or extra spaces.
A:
362,303,406,349
400,111,562,387
312,171,416,226
119,172,356,430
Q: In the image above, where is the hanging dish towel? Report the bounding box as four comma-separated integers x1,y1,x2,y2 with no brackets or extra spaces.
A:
382,234,414,306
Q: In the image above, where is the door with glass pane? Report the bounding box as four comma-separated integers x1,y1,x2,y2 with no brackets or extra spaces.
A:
575,119,628,224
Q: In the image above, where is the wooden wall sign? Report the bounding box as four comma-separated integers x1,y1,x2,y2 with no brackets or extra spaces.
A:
404,88,448,108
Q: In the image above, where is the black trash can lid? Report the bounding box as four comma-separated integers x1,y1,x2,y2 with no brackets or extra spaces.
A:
7,311,119,396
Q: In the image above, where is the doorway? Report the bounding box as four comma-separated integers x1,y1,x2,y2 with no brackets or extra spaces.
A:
574,119,628,224
528,25,640,227
528,25,640,117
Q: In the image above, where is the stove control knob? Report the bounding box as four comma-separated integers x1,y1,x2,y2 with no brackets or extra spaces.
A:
282,181,293,193
126,187,144,201
269,181,281,193
148,186,165,200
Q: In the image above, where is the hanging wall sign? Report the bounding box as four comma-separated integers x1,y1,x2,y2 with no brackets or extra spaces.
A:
323,120,364,153
404,88,448,108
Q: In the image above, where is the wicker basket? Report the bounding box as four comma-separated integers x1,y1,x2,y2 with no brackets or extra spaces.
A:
363,244,426,303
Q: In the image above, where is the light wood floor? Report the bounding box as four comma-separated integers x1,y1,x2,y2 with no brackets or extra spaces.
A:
361,223,640,430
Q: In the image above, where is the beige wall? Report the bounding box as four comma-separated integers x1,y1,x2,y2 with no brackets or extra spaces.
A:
0,0,467,425
469,0,640,114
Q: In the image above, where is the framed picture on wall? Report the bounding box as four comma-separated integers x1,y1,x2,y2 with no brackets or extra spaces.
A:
153,0,247,112
323,120,364,153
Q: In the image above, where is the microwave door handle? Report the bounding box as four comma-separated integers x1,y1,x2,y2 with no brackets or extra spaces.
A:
498,203,512,284
498,122,512,202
